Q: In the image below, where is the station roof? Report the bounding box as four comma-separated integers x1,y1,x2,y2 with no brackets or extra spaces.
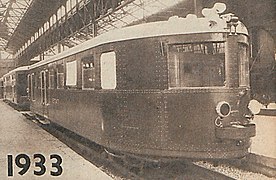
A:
1,0,276,55
8,0,66,52
0,0,65,52
0,0,33,51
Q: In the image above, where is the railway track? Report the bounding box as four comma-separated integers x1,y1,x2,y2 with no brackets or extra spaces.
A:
21,112,272,179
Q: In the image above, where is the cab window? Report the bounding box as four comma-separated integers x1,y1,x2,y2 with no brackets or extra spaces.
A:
168,42,225,88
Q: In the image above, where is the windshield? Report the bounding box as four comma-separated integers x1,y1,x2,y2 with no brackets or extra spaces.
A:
168,42,225,88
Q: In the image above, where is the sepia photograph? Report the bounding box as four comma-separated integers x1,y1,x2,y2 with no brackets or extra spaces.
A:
0,0,275,179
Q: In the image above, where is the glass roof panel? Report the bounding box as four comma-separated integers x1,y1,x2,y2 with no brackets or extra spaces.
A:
0,0,33,51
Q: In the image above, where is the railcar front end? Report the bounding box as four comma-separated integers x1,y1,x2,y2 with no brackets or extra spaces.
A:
105,33,256,160
164,33,255,159
104,14,256,160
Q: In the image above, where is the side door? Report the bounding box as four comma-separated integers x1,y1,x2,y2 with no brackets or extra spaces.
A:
40,70,50,118
11,74,16,103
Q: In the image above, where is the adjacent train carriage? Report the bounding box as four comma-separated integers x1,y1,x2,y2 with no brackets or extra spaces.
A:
28,5,256,159
250,28,276,105
3,66,30,110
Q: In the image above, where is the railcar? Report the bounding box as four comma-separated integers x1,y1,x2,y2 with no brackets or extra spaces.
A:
2,66,30,110
28,4,257,159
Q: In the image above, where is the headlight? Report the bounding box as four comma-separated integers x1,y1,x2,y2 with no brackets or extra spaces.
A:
216,101,231,117
248,99,262,115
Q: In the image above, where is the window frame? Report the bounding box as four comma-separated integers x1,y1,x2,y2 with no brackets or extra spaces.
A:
65,60,78,88
31,73,36,101
81,55,96,90
167,41,226,89
56,61,65,89
49,63,58,90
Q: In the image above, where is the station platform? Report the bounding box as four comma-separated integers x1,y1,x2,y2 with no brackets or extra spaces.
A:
0,101,112,179
251,114,276,158
259,103,276,116
248,106,276,177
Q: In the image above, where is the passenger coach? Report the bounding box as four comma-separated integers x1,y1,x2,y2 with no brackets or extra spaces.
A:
27,5,256,160
2,66,30,110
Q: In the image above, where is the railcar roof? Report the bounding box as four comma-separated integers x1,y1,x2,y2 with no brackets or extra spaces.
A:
29,12,248,70
2,65,30,78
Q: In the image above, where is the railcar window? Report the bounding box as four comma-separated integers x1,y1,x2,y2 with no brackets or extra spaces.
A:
40,71,49,104
36,73,40,90
40,72,45,89
82,55,95,89
11,75,15,86
12,77,16,87
49,68,57,89
30,73,35,100
238,43,250,87
4,77,8,84
27,74,31,98
100,52,117,89
57,63,64,89
168,42,225,88
44,71,50,104
66,60,77,86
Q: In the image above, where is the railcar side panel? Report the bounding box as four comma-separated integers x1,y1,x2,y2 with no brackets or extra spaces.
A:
114,39,166,90
103,92,163,150
50,90,104,144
